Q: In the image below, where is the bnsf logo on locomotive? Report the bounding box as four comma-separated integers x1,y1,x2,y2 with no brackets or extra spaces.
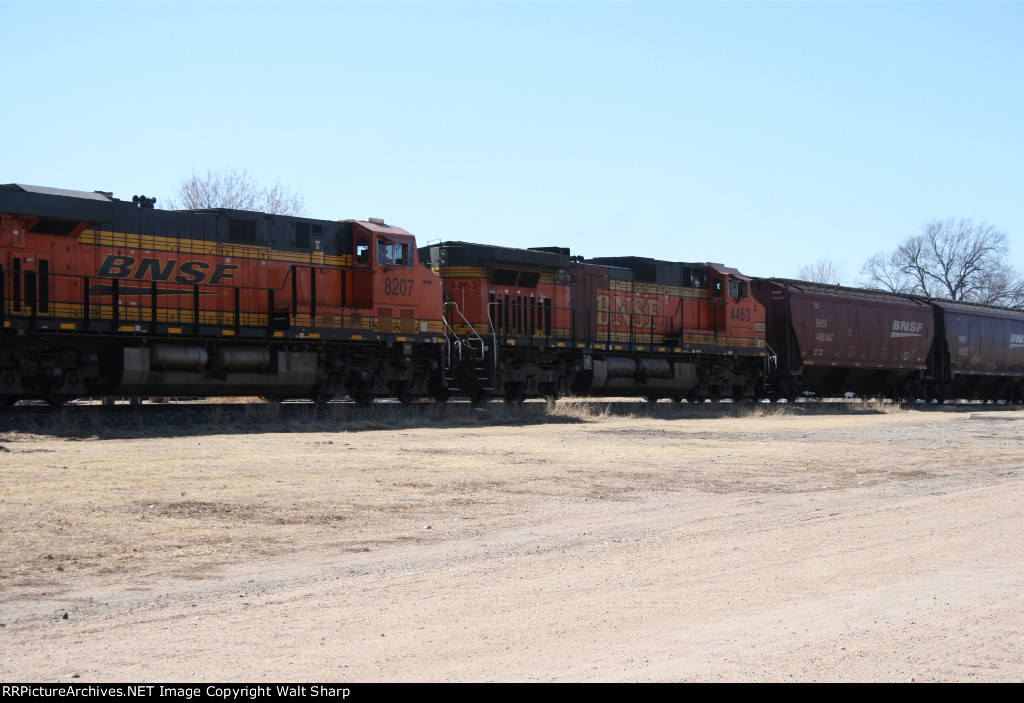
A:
596,293,660,329
98,255,239,285
891,320,924,337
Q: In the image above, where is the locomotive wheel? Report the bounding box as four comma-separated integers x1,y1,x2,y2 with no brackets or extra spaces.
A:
541,380,565,402
469,388,490,405
430,388,450,403
504,384,525,404
781,381,800,403
427,376,449,403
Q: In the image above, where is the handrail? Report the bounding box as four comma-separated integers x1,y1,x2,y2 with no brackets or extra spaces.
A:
0,268,322,334
442,301,487,354
2,269,767,353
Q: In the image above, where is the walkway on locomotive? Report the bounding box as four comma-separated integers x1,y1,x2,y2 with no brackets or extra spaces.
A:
0,185,444,344
420,241,767,357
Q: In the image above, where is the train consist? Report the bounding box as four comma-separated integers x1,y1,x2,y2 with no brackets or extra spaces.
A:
1,183,1022,405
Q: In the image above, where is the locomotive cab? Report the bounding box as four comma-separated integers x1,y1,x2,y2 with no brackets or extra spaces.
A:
348,221,441,330
707,263,761,339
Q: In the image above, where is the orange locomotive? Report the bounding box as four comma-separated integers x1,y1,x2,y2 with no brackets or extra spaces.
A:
0,183,768,404
0,184,445,404
420,243,768,402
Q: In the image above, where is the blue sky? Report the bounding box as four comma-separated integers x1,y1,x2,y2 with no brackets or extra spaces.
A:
3,1,1022,280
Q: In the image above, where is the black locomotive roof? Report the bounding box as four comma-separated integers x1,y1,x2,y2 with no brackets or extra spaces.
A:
0,183,127,222
0,183,381,255
0,183,373,227
587,256,706,286
421,241,570,270
1,183,116,201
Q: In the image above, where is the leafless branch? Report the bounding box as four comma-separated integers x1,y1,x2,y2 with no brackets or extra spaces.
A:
164,169,306,216
797,258,847,286
860,218,1024,308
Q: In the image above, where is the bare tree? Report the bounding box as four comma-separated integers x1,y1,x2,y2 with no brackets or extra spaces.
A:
861,218,1024,308
164,169,306,216
797,258,847,286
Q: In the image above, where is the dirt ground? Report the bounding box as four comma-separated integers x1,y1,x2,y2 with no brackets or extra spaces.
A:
0,402,1022,682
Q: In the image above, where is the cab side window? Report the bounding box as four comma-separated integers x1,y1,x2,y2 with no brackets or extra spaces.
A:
376,239,414,267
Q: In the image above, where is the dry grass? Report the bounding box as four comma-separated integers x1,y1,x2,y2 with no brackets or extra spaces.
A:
0,395,958,442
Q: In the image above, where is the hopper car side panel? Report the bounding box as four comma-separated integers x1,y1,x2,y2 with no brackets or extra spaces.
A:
933,301,1024,401
754,279,934,399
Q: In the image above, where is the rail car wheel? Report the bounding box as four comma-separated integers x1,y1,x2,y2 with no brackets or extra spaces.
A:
0,395,17,406
351,392,375,405
43,394,71,407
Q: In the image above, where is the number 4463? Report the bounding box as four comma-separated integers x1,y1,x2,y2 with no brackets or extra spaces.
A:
730,307,751,322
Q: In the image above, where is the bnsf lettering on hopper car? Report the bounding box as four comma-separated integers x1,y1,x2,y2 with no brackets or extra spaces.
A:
891,320,925,336
98,255,239,285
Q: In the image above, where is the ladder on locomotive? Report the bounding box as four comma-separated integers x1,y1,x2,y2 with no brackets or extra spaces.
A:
441,301,495,392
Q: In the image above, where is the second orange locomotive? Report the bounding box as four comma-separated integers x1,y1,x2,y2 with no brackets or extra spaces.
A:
421,242,767,402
